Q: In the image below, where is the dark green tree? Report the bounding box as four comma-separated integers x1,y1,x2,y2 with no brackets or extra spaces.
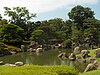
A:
30,29,44,44
3,7,36,40
68,5,94,30
0,24,24,46
83,18,100,45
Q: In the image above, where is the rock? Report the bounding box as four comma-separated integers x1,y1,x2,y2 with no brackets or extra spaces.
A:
0,61,3,65
69,53,76,61
73,46,81,54
29,48,36,52
21,45,26,52
81,50,90,58
15,62,24,66
58,52,68,59
84,60,98,72
95,48,100,58
10,51,17,54
89,58,96,63
9,64,16,67
5,63,16,67
36,48,43,53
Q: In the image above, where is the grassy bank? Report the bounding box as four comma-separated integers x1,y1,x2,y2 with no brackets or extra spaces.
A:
86,49,100,62
0,65,78,75
79,69,100,75
78,49,100,75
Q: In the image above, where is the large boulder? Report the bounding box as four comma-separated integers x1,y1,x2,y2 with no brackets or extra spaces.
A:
36,48,43,53
21,45,26,52
81,50,90,58
69,53,76,61
58,52,68,59
84,59,98,72
95,48,100,58
73,46,81,54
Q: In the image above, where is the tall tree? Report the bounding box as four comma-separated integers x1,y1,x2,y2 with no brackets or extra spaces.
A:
4,7,36,40
0,24,24,46
30,29,44,44
4,7,36,25
83,18,100,45
68,5,94,30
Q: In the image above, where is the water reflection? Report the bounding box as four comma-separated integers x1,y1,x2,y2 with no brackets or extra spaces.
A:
0,50,86,72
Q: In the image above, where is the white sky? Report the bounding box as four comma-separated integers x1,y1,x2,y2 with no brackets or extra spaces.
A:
0,0,98,13
0,0,99,20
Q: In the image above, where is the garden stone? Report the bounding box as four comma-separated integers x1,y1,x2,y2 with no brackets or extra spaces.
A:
15,62,24,66
73,46,81,54
81,50,90,58
69,53,76,61
95,48,100,58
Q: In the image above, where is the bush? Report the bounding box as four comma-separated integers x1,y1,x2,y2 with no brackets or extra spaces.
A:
0,65,79,75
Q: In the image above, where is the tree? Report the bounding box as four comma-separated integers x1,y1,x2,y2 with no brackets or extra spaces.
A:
0,14,2,20
4,7,36,25
68,5,94,30
0,24,24,46
83,18,100,45
30,29,44,44
4,7,36,40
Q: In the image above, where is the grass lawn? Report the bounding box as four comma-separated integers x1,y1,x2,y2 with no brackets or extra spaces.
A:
79,69,100,75
0,65,78,75
88,49,100,62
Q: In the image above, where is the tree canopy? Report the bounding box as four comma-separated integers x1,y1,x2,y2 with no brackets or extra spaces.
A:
0,5,99,48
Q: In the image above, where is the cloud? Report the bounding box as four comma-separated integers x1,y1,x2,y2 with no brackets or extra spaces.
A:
0,0,99,16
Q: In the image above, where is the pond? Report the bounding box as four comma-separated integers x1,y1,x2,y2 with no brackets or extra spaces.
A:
0,49,87,72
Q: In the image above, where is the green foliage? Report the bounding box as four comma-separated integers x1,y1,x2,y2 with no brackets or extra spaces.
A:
4,7,36,24
68,5,99,46
3,7,36,40
0,42,8,50
0,6,99,48
0,65,78,75
68,5,94,24
30,29,44,42
62,39,72,48
0,24,24,44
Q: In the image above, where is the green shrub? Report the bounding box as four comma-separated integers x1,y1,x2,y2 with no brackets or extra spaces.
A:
0,65,79,75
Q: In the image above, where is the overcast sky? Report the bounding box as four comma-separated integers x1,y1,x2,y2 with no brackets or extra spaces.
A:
0,0,100,21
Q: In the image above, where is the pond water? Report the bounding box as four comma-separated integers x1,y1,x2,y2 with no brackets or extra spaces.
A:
0,49,87,72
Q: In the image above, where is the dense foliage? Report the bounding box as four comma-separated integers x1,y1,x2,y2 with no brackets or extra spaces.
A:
0,65,78,75
0,5,100,48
